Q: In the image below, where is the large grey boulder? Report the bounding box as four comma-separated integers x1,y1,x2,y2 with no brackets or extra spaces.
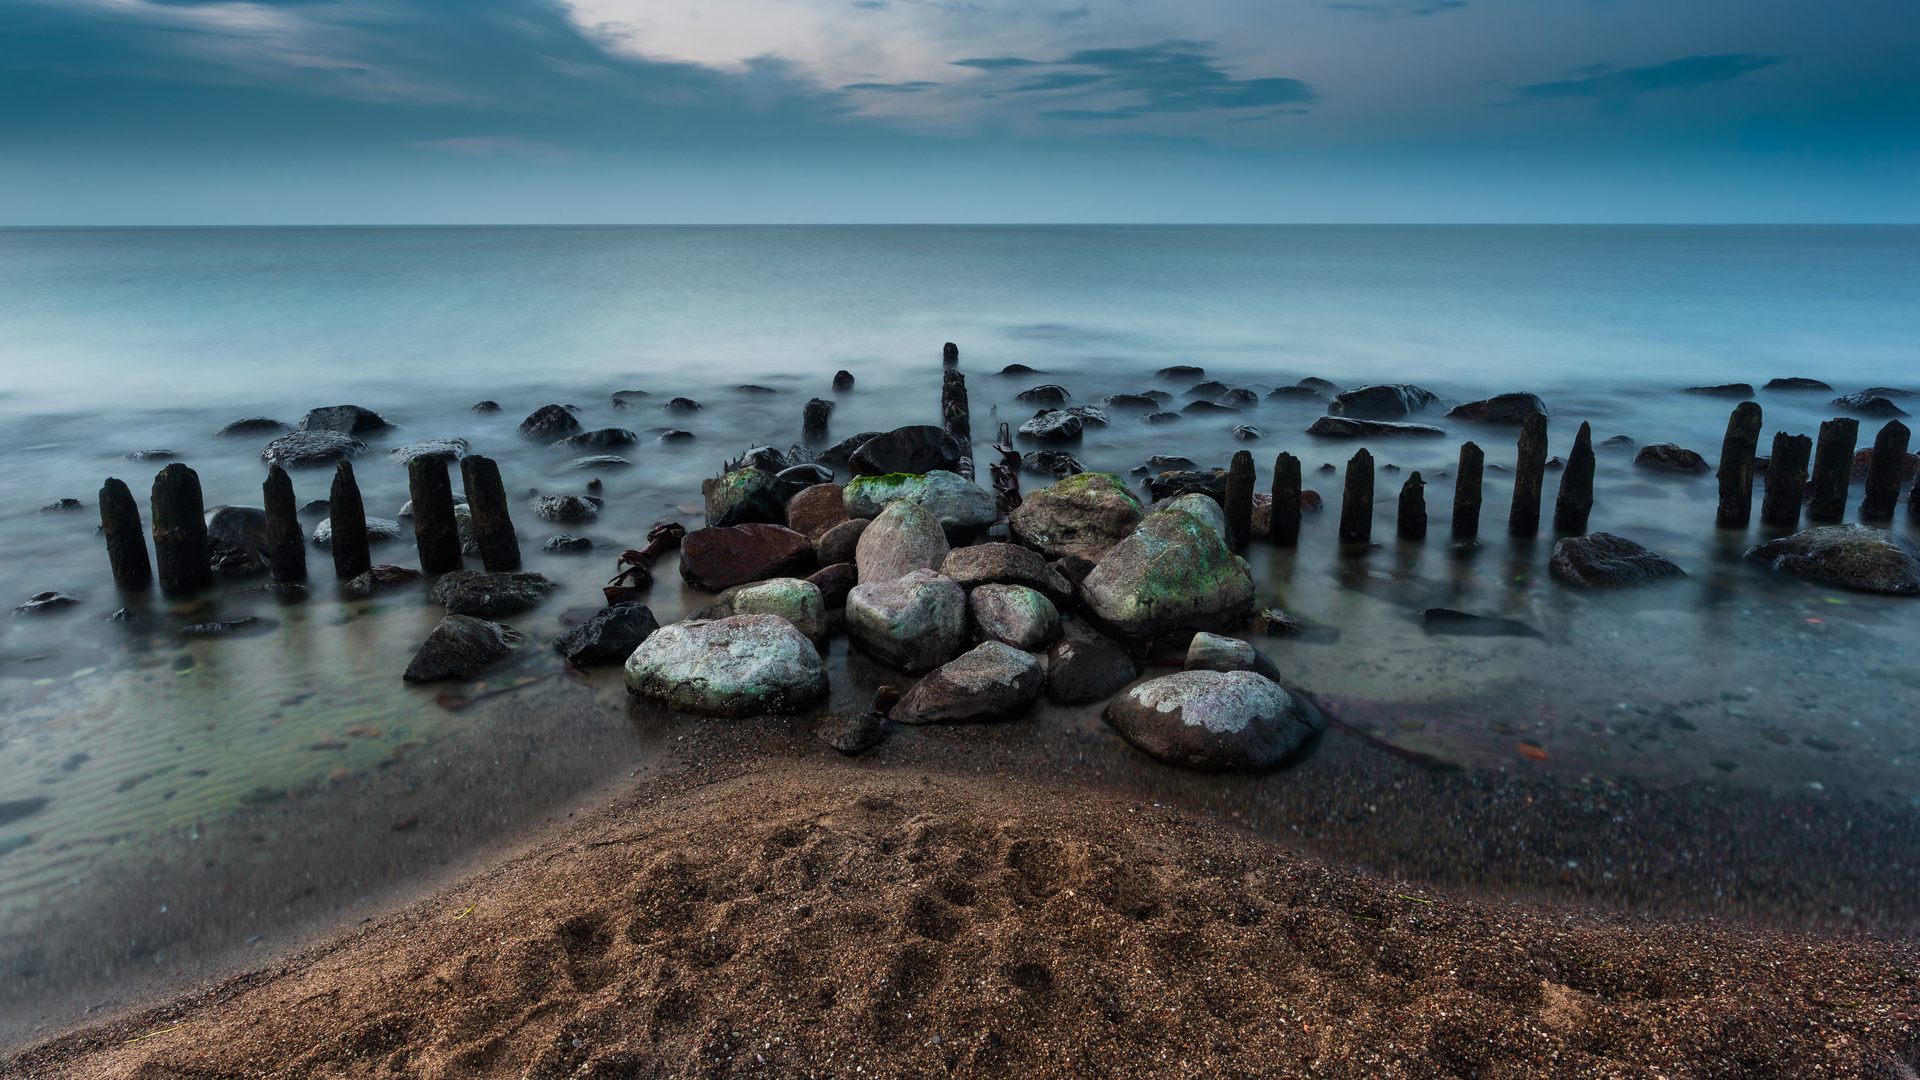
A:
1103,670,1325,771
940,543,1072,603
843,470,996,543
1046,632,1139,704
892,641,1045,725
703,468,788,528
262,430,366,468
552,603,659,666
1549,533,1687,588
403,615,525,682
1155,492,1227,540
1008,472,1145,560
845,568,969,673
855,501,951,584
624,614,828,717
1081,510,1255,640
691,577,829,644
431,570,559,617
1326,384,1440,419
969,584,1061,650
1745,525,1920,595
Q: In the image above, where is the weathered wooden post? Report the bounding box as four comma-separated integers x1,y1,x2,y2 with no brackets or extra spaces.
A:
942,342,959,367
1715,402,1764,528
1270,452,1302,547
1508,413,1549,537
1859,419,1911,520
1553,421,1596,534
460,455,521,572
408,456,463,574
1224,450,1254,549
1339,448,1374,545
329,461,372,580
1807,417,1859,523
1397,472,1427,541
262,465,306,582
942,369,974,481
1911,465,1920,522
1453,442,1483,540
99,477,152,591
150,463,212,596
1759,432,1812,529
802,397,834,441
833,370,855,392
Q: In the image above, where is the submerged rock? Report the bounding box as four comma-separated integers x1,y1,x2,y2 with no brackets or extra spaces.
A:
217,417,290,438
1140,411,1183,425
1444,393,1548,424
1046,632,1140,704
1103,393,1160,411
339,564,422,599
969,583,1061,650
1745,525,1920,595
543,535,593,553
14,591,80,615
518,404,583,440
1420,608,1541,638
849,426,963,477
1103,670,1325,771
262,430,367,468
1267,386,1324,401
387,438,470,466
1066,405,1110,427
1022,450,1086,478
1683,383,1755,398
1216,388,1260,408
1831,391,1912,418
1765,378,1832,391
1141,470,1226,502
844,470,995,543
403,615,525,681
310,516,402,549
1327,384,1440,419
179,616,272,638
554,428,639,449
122,449,177,462
529,494,600,524
39,498,83,512
1156,365,1204,380
1231,425,1264,441
204,505,269,574
1182,380,1230,400
846,568,969,673
562,455,631,471
657,429,696,443
1016,384,1070,405
552,602,659,666
1182,400,1241,416
855,501,951,584
625,614,827,717
1019,410,1084,441
1549,533,1687,588
1008,472,1146,560
300,405,394,436
431,570,558,617
665,397,705,413
1633,443,1711,475
397,491,468,518
1306,417,1446,438
1081,508,1255,640
471,401,502,413
892,641,1045,725
704,468,787,529
679,524,814,592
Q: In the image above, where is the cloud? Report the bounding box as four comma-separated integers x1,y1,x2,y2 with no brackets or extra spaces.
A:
1515,54,1781,102
842,81,939,92
951,57,1041,71
963,41,1316,121
1326,0,1465,16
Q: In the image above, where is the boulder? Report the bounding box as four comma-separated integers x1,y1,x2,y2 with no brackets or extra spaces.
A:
262,430,366,468
1683,383,1755,397
818,431,885,468
402,615,525,681
300,406,394,436
785,484,848,541
1045,633,1140,704
1184,631,1281,682
848,426,962,477
205,505,269,574
1831,392,1912,418
703,468,787,528
543,535,593,553
729,577,829,644
1066,405,1110,427
1231,425,1264,441
1140,412,1183,425
1744,525,1920,595
657,429,695,443
1022,450,1086,478
1156,365,1204,379
624,615,828,717
1081,510,1255,640
855,501,951,584
778,463,834,486
665,397,704,413
1305,417,1446,438
1103,670,1326,771
340,564,422,599
1764,378,1832,391
310,516,402,549
529,495,599,523
431,570,559,616
217,417,290,438
1019,410,1083,442
1142,470,1226,502
1182,401,1241,415
844,470,996,543
940,543,1072,603
1327,384,1440,419
1103,393,1160,411
1549,533,1687,588
679,524,814,592
1016,384,1070,405
517,404,582,440
14,591,80,616
845,569,969,673
552,602,660,666
554,428,638,449
969,584,1061,650
806,562,858,607
386,438,470,466
1008,472,1146,560
816,518,869,567
563,455,631,471
1156,493,1227,540
891,641,1045,725
472,401,502,413
1633,443,1711,475
1443,393,1548,424
1182,380,1230,399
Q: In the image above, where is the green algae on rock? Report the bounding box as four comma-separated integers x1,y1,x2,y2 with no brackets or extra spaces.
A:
624,614,829,717
845,568,969,673
843,470,996,542
703,467,787,529
1007,472,1145,560
1080,508,1254,640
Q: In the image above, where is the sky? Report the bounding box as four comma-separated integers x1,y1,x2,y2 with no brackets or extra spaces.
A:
0,0,1915,223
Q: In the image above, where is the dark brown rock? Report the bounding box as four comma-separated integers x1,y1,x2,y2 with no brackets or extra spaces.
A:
1745,524,1920,595
679,524,814,592
402,615,525,681
815,518,869,567
1549,533,1687,588
340,564,422,599
1327,384,1440,419
1306,417,1446,438
806,562,858,607
785,484,848,541
1444,393,1548,424
940,542,1072,604
1632,443,1711,475
848,426,962,477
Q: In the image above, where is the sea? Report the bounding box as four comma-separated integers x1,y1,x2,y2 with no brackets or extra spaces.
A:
1,225,1917,1040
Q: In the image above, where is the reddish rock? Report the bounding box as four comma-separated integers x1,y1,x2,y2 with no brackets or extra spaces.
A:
678,524,814,592
806,562,858,607
786,484,848,541
1850,447,1919,483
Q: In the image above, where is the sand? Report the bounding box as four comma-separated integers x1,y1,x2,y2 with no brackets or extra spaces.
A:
9,753,1920,1080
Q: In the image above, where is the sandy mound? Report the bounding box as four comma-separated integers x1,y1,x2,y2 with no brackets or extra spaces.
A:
11,760,1920,1079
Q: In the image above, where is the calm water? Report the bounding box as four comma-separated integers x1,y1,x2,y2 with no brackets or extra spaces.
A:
2,226,1918,1034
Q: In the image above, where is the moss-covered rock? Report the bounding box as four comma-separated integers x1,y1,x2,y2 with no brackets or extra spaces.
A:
855,501,950,584
703,468,787,529
624,614,828,717
1080,509,1253,640
1007,472,1144,560
969,583,1061,651
846,568,968,673
844,470,996,542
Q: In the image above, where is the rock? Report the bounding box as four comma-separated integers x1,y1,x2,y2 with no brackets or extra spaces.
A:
122,449,177,462
300,406,394,436
1181,400,1240,415
1142,470,1225,502
813,712,884,754
431,570,557,616
529,495,599,523
625,615,827,717
262,430,367,467
1104,670,1325,771
471,401,502,413
1600,435,1636,452
734,384,778,395
543,535,593,553
179,616,272,638
1849,448,1918,482
554,428,638,449
612,389,651,401
1184,631,1282,681
703,468,787,529
849,426,963,477
1140,411,1182,424
1420,608,1541,638
1327,384,1441,419
397,491,468,518
1103,393,1160,411
39,498,83,513
727,577,829,644
1298,377,1341,393
998,364,1042,375
1305,417,1446,438
1683,384,1755,397
1045,632,1139,704
855,501,951,584
1216,389,1259,408
563,455,631,470
970,584,1061,650
1231,425,1264,440
403,615,526,681
816,518,869,567
892,641,1045,724
657,430,695,443
1156,493,1228,540
941,543,1072,603
1156,365,1204,380
1022,450,1085,478
553,602,659,665
1632,443,1711,475
1745,525,1920,595
1053,554,1096,593
833,370,856,391
1016,384,1070,405
665,397,705,413
231,582,309,603
806,562,858,607
1831,392,1912,418
387,438,470,465
785,484,848,541
1066,405,1110,427
1765,378,1833,391
517,404,581,440
217,417,289,437
844,470,996,543
679,524,814,592
310,516,402,549
205,505,269,574
1182,380,1230,400
1008,472,1146,560
1136,455,1200,473
1444,393,1548,424
1081,509,1255,640
14,591,79,615
1549,533,1687,588
846,569,969,673
1267,386,1324,400
778,463,834,487
299,499,331,517
818,431,885,467
340,564,422,599
1018,410,1083,441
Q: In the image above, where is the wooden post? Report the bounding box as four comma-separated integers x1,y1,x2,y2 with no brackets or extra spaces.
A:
1715,402,1764,528
150,463,212,596
1224,450,1254,549
262,465,306,582
329,461,372,580
942,369,974,481
1759,432,1812,529
803,398,834,441
1270,452,1302,547
1452,442,1483,540
1508,412,1548,537
1339,448,1373,545
1807,417,1859,523
408,456,463,574
460,455,521,572
99,477,152,591
833,370,855,392
1553,421,1596,534
1859,420,1911,520
1397,472,1427,541
942,342,959,367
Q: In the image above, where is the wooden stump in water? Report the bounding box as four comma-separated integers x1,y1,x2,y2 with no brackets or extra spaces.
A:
1759,432,1812,529
262,465,306,582
99,477,152,591
1452,442,1483,540
1859,419,1911,520
461,455,522,572
1715,402,1764,528
1508,412,1548,537
802,398,834,441
1225,450,1254,549
942,342,959,366
149,463,212,596
1270,452,1302,547
1808,417,1859,523
942,369,974,481
329,461,372,580
408,455,464,574
1397,472,1427,541
1553,421,1596,534
1339,448,1374,545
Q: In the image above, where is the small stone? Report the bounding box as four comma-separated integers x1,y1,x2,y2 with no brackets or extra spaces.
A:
734,384,778,395
1018,410,1083,442
1103,393,1160,411
1230,425,1264,441
816,518,870,567
1045,632,1140,704
1764,378,1832,391
340,564,422,599
1215,389,1259,408
180,616,271,638
38,498,83,513
1683,383,1756,397
543,535,594,553
553,428,639,449
657,429,696,443
403,615,526,681
969,584,1061,650
665,397,705,413
562,455,631,471
624,614,827,717
14,591,80,615
122,450,177,462
1016,384,1071,405
431,570,559,617
262,430,367,468
892,641,1045,724
217,417,290,437
529,495,600,523
1327,384,1440,419
1549,533,1687,588
1182,400,1241,415
846,568,968,673
1184,631,1281,681
1444,393,1548,424
1021,450,1085,478
814,712,884,754
833,370,856,391
1140,411,1183,424
1156,365,1204,380
1104,670,1326,771
552,602,659,666
470,401,502,413
1633,443,1711,475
